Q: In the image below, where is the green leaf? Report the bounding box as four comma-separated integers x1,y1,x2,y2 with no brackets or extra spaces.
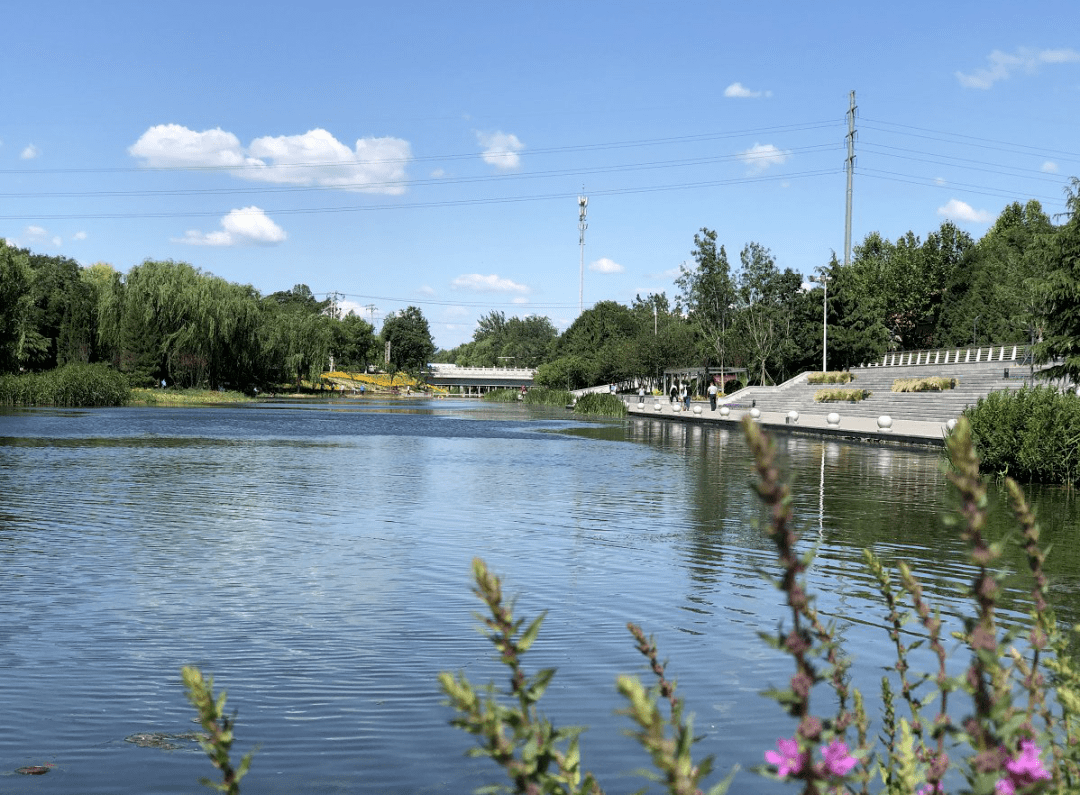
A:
518,612,547,653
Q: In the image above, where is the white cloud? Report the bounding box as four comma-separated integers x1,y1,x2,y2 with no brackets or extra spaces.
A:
73,231,87,241
338,299,367,317
935,177,947,186
511,297,528,305
451,273,530,293
724,82,771,98
173,206,287,246
21,144,39,160
1042,161,1059,173
589,257,624,274
130,125,246,168
739,143,791,174
476,130,524,170
956,47,1080,89
130,124,411,194
417,285,436,296
247,129,411,194
937,198,994,224
25,225,61,246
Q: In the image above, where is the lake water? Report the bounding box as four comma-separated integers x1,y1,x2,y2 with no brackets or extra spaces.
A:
1,399,1077,794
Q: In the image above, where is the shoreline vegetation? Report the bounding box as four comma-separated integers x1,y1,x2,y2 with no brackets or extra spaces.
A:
175,418,1080,794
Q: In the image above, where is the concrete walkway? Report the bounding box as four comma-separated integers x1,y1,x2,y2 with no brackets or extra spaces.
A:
626,400,949,447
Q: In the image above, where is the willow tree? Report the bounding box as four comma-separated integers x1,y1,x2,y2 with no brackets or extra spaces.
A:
0,241,38,373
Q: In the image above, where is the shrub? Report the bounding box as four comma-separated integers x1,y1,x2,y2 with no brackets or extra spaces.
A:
892,377,958,392
965,385,1080,485
808,371,855,385
814,388,870,402
0,363,130,407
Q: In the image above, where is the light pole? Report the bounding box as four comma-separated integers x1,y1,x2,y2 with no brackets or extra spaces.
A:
973,315,980,346
810,272,829,372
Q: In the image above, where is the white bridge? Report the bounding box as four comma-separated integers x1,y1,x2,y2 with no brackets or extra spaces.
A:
427,364,536,395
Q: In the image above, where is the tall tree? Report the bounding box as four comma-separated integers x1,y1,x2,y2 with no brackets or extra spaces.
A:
1033,177,1080,384
381,306,435,376
675,228,736,373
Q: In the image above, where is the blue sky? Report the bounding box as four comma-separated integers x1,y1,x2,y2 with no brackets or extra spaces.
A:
3,1,1078,349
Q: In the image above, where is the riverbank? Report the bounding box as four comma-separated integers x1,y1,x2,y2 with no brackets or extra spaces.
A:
625,399,948,447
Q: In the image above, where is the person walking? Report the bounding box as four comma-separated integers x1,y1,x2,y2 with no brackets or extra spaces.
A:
637,385,646,405
708,381,718,411
680,383,689,410
669,383,678,404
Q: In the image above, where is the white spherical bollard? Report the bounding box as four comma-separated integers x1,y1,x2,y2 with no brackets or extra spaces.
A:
719,406,730,418
787,410,799,424
877,415,893,433
749,407,761,420
693,405,702,415
827,412,841,427
654,403,662,412
672,404,681,413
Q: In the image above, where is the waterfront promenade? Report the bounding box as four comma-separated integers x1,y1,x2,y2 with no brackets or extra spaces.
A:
626,400,949,447
619,344,1061,448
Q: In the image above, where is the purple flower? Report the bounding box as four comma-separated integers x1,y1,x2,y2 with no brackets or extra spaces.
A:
996,740,1051,794
820,739,857,777
917,784,944,795
765,737,807,778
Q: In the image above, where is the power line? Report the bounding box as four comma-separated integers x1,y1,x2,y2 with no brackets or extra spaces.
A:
0,142,842,200
0,120,843,176
0,169,840,221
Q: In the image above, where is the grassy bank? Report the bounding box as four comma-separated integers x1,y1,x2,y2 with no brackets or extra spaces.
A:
129,388,254,406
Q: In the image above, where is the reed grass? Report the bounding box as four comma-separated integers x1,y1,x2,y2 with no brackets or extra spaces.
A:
0,363,129,407
573,393,628,417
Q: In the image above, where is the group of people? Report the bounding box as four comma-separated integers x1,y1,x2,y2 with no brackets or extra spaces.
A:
664,380,721,411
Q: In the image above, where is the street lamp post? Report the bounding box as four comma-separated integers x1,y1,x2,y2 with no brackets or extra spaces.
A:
810,273,829,372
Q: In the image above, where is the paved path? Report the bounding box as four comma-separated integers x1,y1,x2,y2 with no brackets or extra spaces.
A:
626,400,948,447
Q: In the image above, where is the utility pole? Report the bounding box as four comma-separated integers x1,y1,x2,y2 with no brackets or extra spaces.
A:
578,193,588,315
844,90,857,268
364,304,377,328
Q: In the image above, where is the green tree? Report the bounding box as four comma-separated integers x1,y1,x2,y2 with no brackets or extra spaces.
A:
333,313,378,371
1033,177,1080,384
381,306,435,377
731,242,797,385
675,228,737,374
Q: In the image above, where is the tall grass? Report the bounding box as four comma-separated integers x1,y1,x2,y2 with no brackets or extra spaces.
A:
524,387,572,406
482,387,574,406
965,385,1080,485
0,363,130,407
573,393,627,417
481,388,520,402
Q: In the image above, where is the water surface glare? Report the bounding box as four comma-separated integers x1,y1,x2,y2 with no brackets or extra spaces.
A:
1,400,1077,794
